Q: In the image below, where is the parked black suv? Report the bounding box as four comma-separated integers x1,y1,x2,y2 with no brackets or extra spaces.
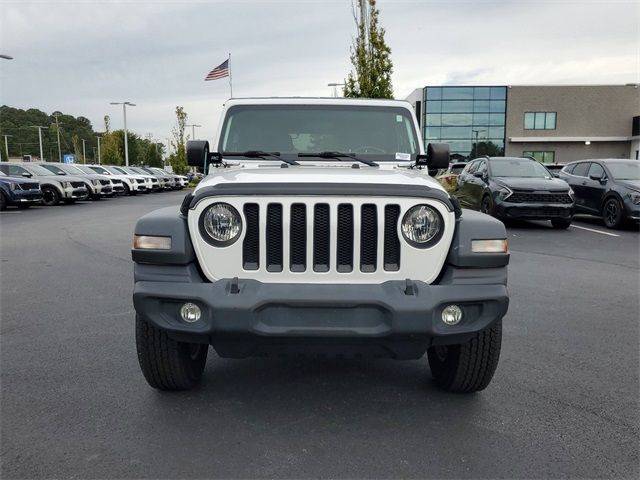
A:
558,159,640,228
456,156,575,229
0,171,43,210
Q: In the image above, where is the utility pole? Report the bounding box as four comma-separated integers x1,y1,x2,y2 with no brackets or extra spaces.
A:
52,112,63,162
31,126,46,161
96,136,102,164
186,124,201,140
2,134,12,161
81,139,87,163
110,101,136,166
92,147,97,161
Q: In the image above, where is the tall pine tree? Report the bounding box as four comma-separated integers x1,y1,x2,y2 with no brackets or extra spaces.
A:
344,0,394,99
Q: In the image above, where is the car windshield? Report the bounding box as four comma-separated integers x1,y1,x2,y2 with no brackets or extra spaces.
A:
490,159,551,178
41,164,66,175
79,165,102,175
59,165,84,175
219,104,419,161
24,164,57,176
606,162,640,180
108,167,127,175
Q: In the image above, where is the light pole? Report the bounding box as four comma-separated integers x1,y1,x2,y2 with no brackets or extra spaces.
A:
472,129,485,156
81,139,86,164
2,134,12,161
110,101,136,166
52,112,63,162
96,136,102,164
328,83,345,97
31,126,46,161
186,124,201,140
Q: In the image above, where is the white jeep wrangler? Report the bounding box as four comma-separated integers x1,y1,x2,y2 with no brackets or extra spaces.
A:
132,98,509,393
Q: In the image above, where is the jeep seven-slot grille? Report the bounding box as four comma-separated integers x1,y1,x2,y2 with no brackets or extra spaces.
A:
242,203,401,274
508,191,573,204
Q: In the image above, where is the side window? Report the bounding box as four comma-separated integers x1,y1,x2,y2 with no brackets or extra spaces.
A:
562,164,575,174
0,165,8,175
465,161,478,174
587,163,605,179
8,165,27,176
572,162,590,177
476,160,487,175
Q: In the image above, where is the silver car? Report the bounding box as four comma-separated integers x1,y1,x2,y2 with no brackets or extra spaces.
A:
39,163,115,200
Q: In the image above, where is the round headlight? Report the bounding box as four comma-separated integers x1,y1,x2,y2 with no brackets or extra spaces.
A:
401,205,443,247
199,202,242,246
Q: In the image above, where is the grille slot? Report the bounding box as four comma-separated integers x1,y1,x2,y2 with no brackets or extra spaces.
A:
313,204,330,272
71,182,85,188
336,204,354,273
360,204,377,272
242,204,260,270
266,204,283,272
383,205,400,271
289,204,306,272
509,191,573,204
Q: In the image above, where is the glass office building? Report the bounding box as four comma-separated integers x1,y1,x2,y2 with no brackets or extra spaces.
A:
422,86,507,158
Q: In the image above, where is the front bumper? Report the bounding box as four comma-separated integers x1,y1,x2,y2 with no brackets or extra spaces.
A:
64,187,88,199
495,200,574,220
133,276,508,359
9,190,43,204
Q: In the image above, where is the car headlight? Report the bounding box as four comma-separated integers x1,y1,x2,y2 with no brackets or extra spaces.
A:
568,188,575,200
199,203,242,246
401,205,443,248
92,179,99,185
62,181,71,188
629,191,640,205
9,183,19,191
496,185,513,201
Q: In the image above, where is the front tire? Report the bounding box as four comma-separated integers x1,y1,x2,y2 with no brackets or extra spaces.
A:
551,218,572,229
41,186,61,206
602,197,624,229
135,315,208,391
0,193,6,211
427,320,502,393
480,195,493,216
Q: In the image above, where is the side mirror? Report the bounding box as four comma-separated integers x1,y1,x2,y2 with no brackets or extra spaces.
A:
22,172,32,178
416,143,450,176
56,172,66,175
589,173,604,182
473,171,484,178
187,140,222,168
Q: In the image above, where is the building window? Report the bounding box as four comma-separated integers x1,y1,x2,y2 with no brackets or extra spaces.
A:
523,151,555,164
524,112,556,130
423,86,507,158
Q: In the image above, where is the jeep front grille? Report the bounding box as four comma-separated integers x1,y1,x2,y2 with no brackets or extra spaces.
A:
242,202,401,274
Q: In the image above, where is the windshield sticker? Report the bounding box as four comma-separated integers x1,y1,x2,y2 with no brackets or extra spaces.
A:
395,152,411,161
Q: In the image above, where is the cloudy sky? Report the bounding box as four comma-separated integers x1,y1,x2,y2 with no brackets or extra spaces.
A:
1,0,638,146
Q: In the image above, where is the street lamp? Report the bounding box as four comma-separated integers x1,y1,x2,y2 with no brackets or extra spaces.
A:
31,126,47,162
2,134,12,161
81,139,87,164
328,83,345,97
52,112,63,162
96,136,102,164
186,124,202,140
110,101,136,166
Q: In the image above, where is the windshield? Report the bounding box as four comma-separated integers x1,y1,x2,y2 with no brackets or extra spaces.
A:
80,165,103,175
490,159,551,178
606,162,640,180
109,166,128,175
59,165,84,175
41,164,66,175
25,164,57,176
219,104,419,161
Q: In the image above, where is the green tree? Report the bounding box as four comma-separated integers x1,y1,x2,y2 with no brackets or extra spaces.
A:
343,0,394,99
469,140,504,159
169,106,188,174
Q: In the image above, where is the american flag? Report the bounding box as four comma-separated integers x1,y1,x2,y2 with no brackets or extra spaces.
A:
204,59,229,81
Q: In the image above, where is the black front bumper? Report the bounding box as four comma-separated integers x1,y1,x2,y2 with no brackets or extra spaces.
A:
9,190,43,204
495,200,574,220
133,274,508,359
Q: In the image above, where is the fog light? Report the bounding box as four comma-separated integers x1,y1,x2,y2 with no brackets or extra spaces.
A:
180,303,201,323
441,305,463,325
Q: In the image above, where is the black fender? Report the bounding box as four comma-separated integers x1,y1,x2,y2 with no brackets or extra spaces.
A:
446,208,509,268
132,206,195,265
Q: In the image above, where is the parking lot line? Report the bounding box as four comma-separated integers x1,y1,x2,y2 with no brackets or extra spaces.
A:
570,224,620,237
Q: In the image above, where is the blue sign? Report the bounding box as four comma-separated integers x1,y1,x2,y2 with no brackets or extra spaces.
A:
63,154,75,164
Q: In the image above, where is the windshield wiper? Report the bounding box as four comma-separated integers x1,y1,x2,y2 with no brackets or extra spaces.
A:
223,150,299,166
298,151,378,167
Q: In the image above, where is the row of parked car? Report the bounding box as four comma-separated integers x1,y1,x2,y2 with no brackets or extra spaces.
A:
0,162,189,210
437,157,639,229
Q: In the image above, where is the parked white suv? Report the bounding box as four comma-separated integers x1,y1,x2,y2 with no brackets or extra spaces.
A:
84,165,147,195
132,98,510,393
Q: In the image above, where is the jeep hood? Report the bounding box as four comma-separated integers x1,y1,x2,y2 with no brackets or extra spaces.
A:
195,164,445,192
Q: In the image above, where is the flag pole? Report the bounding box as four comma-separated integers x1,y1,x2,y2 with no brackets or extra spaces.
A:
228,52,233,98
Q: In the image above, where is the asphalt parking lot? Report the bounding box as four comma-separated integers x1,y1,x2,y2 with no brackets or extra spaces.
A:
1,192,638,479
